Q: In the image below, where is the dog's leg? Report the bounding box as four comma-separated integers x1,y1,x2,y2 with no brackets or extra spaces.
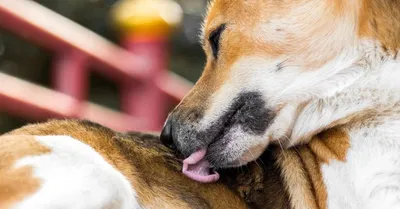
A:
322,120,400,209
10,135,141,209
366,182,400,209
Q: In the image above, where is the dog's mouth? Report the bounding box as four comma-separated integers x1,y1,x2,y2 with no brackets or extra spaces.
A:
181,105,244,181
182,148,220,183
177,92,275,182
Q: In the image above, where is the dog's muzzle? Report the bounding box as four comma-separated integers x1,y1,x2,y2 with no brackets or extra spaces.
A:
160,92,276,171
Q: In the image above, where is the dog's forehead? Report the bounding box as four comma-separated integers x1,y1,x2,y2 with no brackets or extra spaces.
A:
203,0,305,38
204,0,265,33
203,0,351,35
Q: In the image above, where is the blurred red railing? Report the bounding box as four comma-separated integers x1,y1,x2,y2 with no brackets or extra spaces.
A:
0,0,192,132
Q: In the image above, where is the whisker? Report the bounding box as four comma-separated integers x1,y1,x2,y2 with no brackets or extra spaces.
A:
246,147,263,170
283,134,301,155
245,164,249,172
257,158,267,170
277,138,287,160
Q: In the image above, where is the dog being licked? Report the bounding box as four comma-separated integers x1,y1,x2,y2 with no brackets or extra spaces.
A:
0,119,346,209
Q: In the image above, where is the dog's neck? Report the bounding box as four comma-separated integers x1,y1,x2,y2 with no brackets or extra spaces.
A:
289,44,400,146
222,130,348,209
220,149,291,209
358,0,400,56
284,0,400,145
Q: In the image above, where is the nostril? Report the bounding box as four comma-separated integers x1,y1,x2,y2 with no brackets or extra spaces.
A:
160,119,176,150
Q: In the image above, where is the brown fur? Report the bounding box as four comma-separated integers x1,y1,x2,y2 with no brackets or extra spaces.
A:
222,127,350,209
171,0,395,208
272,128,350,209
358,0,400,54
175,0,400,126
176,0,358,126
221,151,292,209
0,135,50,208
5,120,248,209
275,148,319,209
2,120,352,209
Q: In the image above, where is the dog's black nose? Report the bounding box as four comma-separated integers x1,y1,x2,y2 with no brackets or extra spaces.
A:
160,119,176,150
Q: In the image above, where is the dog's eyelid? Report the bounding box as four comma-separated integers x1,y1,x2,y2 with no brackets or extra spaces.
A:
208,24,227,59
208,24,226,40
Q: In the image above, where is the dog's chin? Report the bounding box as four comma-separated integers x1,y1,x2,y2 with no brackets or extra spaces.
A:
206,147,264,169
206,105,300,169
263,102,303,147
206,132,267,169
207,154,243,169
209,114,297,169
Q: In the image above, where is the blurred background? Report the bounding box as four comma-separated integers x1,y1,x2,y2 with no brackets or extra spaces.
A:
0,0,209,133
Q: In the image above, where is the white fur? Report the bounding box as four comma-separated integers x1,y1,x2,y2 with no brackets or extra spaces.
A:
290,58,400,146
195,33,400,160
12,136,142,209
322,120,400,209
196,48,361,161
191,0,400,207
283,57,400,208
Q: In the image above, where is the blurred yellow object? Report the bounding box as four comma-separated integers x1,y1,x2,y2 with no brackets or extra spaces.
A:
111,0,183,37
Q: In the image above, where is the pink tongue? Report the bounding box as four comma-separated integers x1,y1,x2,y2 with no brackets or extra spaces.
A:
182,149,220,183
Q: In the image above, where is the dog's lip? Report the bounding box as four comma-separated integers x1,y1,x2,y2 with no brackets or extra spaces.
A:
181,104,248,175
206,103,245,146
182,148,220,183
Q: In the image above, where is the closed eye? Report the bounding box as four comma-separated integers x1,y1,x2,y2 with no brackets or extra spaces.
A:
209,24,226,59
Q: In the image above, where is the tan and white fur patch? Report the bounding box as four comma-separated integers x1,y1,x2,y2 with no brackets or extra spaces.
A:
1,135,140,209
1,120,251,209
322,124,400,209
0,136,141,209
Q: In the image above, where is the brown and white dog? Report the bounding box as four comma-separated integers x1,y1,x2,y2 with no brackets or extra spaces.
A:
0,119,363,209
0,119,347,209
160,0,400,208
0,120,250,209
2,0,400,208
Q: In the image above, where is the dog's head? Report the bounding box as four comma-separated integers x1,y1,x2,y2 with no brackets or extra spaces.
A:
161,0,395,171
